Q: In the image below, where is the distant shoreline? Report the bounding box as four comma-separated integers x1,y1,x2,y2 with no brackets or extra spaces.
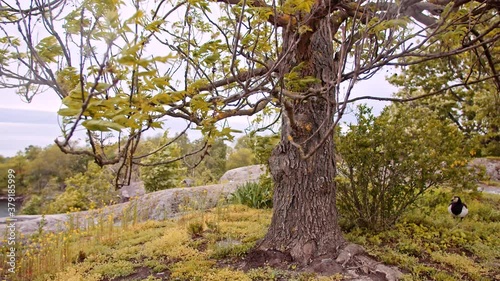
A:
0,198,24,218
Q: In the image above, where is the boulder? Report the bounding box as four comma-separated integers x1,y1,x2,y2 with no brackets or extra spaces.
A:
470,158,500,181
0,182,241,238
0,165,266,238
181,178,195,187
120,181,145,199
219,164,266,183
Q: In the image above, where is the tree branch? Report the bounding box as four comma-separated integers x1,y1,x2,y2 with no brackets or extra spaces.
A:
216,0,296,27
340,74,500,105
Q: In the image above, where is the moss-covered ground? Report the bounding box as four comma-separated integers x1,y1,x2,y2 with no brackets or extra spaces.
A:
1,190,499,281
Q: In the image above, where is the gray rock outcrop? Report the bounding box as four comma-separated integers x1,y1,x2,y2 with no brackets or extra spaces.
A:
1,165,266,237
219,164,266,183
119,181,145,202
470,158,500,181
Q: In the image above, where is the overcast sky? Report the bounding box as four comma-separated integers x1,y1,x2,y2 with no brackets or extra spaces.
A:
0,73,397,157
0,88,260,157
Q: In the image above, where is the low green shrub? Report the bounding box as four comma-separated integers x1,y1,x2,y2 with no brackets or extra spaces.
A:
187,221,204,237
20,195,43,215
210,241,252,259
90,260,137,279
343,190,500,280
231,181,273,209
336,105,477,231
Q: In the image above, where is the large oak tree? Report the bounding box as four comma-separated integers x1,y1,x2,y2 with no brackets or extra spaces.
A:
1,0,498,263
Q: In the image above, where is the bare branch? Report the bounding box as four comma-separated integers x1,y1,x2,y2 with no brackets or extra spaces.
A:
340,74,500,105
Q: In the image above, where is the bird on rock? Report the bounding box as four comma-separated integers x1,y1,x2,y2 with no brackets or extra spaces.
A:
448,196,468,220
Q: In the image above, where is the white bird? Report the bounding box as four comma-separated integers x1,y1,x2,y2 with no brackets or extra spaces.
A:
448,196,468,220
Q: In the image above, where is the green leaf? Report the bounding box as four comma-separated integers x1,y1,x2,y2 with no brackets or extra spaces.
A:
58,108,81,117
190,94,210,112
117,55,137,66
137,70,157,77
145,19,164,32
152,93,172,104
153,55,177,63
92,82,113,92
150,121,163,129
82,120,125,131
111,114,127,123
35,36,63,63
62,96,84,108
203,53,220,65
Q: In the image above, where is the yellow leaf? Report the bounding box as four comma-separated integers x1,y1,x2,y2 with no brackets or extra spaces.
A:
58,108,81,117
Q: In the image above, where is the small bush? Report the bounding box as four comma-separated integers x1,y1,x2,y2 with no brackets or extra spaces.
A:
139,139,186,192
187,221,204,237
336,105,476,231
231,181,273,209
20,195,43,215
343,190,500,280
144,258,169,273
46,186,89,213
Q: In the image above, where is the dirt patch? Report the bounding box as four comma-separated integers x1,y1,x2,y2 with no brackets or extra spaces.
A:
190,236,209,252
241,249,294,270
447,246,475,258
304,257,344,276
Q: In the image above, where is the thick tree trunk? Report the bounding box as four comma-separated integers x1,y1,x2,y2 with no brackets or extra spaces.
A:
258,16,345,264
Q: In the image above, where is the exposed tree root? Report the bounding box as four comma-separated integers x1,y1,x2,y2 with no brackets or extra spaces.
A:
240,243,403,281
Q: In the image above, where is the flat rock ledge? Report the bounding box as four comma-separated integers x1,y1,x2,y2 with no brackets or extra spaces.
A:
0,165,267,237
219,164,266,183
0,182,242,237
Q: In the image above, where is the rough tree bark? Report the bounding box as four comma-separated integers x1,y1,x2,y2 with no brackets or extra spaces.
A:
258,14,345,264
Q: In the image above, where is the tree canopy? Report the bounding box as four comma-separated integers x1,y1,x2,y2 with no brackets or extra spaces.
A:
1,0,497,184
388,22,500,155
1,0,499,264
